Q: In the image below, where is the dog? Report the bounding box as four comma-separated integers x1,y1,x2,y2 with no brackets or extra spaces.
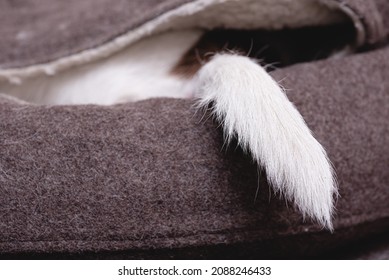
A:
0,25,353,230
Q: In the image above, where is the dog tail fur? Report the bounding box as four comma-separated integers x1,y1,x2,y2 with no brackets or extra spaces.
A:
194,53,337,230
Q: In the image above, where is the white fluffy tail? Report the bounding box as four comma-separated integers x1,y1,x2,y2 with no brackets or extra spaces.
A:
194,53,337,230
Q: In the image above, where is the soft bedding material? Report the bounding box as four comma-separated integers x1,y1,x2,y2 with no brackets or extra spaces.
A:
0,0,388,259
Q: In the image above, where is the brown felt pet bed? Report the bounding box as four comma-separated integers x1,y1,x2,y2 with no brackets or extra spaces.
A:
0,0,388,259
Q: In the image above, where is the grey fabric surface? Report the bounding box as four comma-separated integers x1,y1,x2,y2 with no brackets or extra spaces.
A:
1,45,388,257
0,0,388,259
0,0,191,68
0,0,386,69
375,0,389,39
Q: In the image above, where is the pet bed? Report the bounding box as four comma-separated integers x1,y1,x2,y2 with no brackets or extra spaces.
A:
0,0,388,259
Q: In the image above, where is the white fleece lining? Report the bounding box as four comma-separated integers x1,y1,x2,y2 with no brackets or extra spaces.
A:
0,0,353,83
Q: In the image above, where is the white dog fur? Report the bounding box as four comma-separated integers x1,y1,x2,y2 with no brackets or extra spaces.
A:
195,54,337,230
0,29,337,230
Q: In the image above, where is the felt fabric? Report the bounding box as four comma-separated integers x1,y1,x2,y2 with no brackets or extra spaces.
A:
0,0,380,71
0,0,349,83
1,46,388,259
0,0,189,69
0,0,388,259
375,0,389,38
